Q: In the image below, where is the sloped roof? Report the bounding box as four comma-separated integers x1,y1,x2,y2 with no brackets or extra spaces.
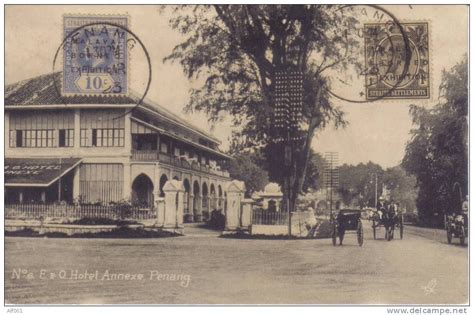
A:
5,72,220,144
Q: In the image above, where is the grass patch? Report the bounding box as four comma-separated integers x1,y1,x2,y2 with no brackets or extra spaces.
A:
68,217,138,226
5,227,180,239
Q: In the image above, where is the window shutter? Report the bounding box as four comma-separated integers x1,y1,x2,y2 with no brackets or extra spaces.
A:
9,130,16,147
53,129,59,147
87,129,93,147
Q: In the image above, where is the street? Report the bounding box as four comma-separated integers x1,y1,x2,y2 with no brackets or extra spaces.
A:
5,223,468,305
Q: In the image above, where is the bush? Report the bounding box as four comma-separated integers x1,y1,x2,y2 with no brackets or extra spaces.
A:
208,209,226,230
69,217,138,226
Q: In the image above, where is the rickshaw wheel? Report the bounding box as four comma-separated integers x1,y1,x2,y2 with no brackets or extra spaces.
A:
399,215,404,240
460,226,465,246
357,221,364,246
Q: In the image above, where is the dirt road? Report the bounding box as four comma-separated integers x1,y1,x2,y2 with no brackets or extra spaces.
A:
5,223,468,304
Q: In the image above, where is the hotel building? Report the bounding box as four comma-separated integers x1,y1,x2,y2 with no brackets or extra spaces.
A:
5,73,232,222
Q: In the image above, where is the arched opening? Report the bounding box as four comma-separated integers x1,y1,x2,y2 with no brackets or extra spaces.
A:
159,174,168,197
183,179,192,222
218,185,223,209
210,184,216,210
202,182,209,220
268,199,277,212
193,181,201,221
132,174,154,208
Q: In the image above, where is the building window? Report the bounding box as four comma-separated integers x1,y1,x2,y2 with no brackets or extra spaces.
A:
80,129,88,147
79,163,124,204
82,128,124,147
58,129,74,147
160,141,169,154
11,129,55,148
16,130,23,147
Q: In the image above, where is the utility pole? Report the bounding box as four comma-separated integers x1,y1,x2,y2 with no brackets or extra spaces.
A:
324,152,339,218
375,173,378,209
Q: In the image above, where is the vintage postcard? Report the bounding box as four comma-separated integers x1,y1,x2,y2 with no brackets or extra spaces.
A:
3,3,470,311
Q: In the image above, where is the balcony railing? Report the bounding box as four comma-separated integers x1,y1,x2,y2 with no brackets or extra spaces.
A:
132,150,230,178
132,150,159,161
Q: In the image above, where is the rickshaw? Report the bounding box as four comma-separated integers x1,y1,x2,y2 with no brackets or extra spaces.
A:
445,213,467,245
444,182,468,245
331,209,363,246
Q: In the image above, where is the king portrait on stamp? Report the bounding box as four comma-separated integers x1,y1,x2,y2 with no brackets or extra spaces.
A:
364,22,430,100
63,15,129,96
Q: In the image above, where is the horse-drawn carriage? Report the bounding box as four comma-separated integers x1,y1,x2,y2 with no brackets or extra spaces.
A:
445,213,467,245
370,206,403,241
331,209,364,246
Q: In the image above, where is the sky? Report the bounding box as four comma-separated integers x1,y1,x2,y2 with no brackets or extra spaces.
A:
5,5,469,169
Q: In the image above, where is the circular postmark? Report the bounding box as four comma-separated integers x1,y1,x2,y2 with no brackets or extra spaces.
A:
326,4,413,103
52,18,152,119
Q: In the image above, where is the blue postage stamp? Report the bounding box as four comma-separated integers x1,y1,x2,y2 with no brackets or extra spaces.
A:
63,15,128,96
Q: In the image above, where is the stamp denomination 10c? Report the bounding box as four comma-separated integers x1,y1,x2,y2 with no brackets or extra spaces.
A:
63,15,129,96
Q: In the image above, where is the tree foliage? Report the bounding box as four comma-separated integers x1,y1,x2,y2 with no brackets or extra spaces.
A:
337,163,417,211
164,5,362,206
224,152,269,195
402,56,468,224
338,162,384,208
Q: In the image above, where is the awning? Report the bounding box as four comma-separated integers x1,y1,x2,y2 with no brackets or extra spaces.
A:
5,158,82,187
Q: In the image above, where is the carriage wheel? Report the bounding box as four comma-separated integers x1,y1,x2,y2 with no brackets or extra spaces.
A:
372,221,377,240
460,226,466,246
357,221,364,246
332,223,337,246
447,229,452,244
399,215,404,240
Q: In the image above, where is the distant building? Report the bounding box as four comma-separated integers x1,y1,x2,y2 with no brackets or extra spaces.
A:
5,73,231,222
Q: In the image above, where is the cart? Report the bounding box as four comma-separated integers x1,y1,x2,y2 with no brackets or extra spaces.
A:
371,209,403,241
445,213,467,245
331,209,363,246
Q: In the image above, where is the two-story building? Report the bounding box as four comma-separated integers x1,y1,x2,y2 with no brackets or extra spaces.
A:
5,72,231,222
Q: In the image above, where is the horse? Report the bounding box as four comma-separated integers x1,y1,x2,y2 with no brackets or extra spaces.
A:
382,206,398,241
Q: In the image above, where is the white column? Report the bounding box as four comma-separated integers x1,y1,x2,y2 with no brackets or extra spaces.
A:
124,111,132,153
188,194,194,222
163,179,184,228
5,112,10,150
74,109,80,149
123,162,131,200
194,195,202,222
241,198,254,229
225,180,245,231
155,197,165,226
73,166,80,200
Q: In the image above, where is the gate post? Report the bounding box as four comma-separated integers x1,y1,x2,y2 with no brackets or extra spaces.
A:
162,179,185,231
155,197,165,226
241,198,254,230
224,180,245,231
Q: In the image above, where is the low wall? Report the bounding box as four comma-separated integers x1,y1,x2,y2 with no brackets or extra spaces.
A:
251,224,288,236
